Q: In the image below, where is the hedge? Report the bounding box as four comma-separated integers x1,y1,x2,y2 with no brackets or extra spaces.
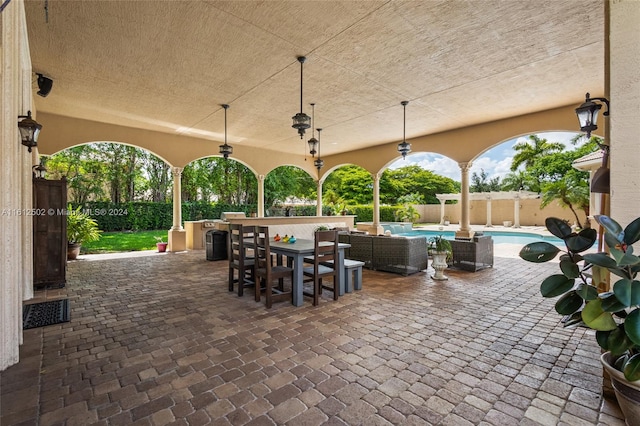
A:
70,202,405,232
71,201,256,232
346,205,400,223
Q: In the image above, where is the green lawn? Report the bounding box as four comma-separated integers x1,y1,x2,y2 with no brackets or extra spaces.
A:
81,230,169,254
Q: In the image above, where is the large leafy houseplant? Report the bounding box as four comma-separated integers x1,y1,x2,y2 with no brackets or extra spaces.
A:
67,205,102,246
519,215,640,381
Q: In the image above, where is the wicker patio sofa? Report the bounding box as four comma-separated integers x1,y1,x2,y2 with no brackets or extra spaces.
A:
372,235,428,275
340,233,374,269
448,235,494,272
338,233,428,276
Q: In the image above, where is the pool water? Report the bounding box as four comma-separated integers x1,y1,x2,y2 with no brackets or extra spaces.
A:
397,229,566,246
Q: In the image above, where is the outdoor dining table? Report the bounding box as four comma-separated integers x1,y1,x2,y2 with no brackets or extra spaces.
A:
247,238,351,306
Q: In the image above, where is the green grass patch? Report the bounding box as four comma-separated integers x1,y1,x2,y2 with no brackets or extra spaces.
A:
81,230,168,254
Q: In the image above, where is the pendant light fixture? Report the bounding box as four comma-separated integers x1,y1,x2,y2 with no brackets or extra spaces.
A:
314,128,324,171
218,104,233,159
307,103,318,157
292,56,311,139
397,101,411,159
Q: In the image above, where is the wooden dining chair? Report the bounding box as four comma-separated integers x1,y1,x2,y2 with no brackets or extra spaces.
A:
303,229,339,306
253,226,293,308
228,224,255,297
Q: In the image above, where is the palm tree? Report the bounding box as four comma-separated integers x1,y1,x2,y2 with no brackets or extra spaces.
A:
510,134,565,171
540,179,590,229
501,170,538,192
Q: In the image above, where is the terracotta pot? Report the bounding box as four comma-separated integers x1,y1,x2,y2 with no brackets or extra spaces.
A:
156,242,168,253
601,352,640,426
67,243,81,260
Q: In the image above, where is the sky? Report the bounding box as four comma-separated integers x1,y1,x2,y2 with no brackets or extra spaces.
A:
388,131,582,181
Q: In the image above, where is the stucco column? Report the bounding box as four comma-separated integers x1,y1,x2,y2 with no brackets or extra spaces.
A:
257,174,265,218
455,162,474,239
168,166,186,251
438,197,446,225
514,193,521,228
316,179,323,216
371,173,384,235
1,0,30,369
21,145,34,302
486,195,493,227
610,0,637,226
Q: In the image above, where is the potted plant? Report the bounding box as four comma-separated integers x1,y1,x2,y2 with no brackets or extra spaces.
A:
155,236,168,252
66,205,102,260
519,215,640,423
428,235,452,280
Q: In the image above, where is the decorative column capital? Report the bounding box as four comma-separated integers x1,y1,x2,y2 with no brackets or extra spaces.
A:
258,174,265,181
171,167,183,177
372,173,381,182
458,162,473,172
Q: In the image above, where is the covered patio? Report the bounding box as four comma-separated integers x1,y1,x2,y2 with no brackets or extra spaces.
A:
2,1,640,423
0,252,626,425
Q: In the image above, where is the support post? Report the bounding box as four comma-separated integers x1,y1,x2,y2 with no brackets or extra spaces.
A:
316,179,323,216
485,195,493,227
257,174,265,218
514,192,521,228
438,197,446,225
168,166,186,251
456,162,474,239
372,173,384,235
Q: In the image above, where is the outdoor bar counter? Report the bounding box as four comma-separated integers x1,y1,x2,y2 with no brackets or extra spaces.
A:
185,216,356,250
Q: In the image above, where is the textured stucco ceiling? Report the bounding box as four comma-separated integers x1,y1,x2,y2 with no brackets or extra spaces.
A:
25,0,604,157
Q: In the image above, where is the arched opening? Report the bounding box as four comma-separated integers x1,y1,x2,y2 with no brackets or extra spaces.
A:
43,141,171,205
264,165,315,217
182,156,258,215
384,152,461,226
380,131,598,230
322,164,372,217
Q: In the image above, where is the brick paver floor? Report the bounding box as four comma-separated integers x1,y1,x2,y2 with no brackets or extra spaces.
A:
1,251,627,425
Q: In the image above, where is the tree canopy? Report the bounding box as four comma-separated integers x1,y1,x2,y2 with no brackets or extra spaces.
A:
381,165,460,204
506,135,600,227
470,169,501,193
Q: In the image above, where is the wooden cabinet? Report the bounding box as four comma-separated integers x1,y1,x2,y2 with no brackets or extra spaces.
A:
33,178,67,288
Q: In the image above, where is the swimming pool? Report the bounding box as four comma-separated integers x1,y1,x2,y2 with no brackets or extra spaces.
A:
396,229,566,246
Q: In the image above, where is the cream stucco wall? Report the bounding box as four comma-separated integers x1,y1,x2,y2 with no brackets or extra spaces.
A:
416,199,581,228
1,0,36,370
609,0,640,227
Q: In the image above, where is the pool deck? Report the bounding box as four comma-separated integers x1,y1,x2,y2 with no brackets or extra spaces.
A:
413,223,551,236
412,224,560,259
